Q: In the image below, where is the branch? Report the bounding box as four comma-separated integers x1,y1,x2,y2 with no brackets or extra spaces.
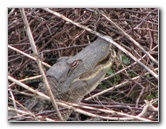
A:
8,45,51,68
9,75,42,88
100,12,158,66
42,8,158,79
19,8,63,121
8,75,152,121
85,68,158,100
8,75,49,100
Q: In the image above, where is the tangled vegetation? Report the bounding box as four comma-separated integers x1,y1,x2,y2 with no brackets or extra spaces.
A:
8,8,158,121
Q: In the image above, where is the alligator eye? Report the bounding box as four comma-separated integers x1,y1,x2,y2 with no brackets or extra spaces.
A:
67,59,82,76
68,59,81,69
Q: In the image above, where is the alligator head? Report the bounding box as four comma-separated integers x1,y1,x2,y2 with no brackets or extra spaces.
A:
45,37,113,103
23,36,114,120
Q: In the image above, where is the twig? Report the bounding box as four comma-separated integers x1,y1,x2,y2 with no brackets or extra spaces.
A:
8,107,30,115
8,8,158,121
102,54,146,81
148,102,158,112
19,8,63,121
138,100,158,117
8,75,49,100
42,44,88,53
9,89,17,111
8,8,15,17
8,107,55,121
85,68,158,100
42,8,158,79
134,28,158,32
8,96,37,119
133,8,158,29
69,103,151,121
8,75,42,88
135,83,145,108
70,108,133,121
100,11,158,66
8,75,153,121
102,37,158,79
8,45,51,68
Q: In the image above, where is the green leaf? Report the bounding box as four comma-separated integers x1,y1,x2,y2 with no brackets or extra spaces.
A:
100,82,109,89
107,68,115,75
122,55,131,65
114,74,121,82
146,74,151,79
129,72,136,77
146,94,155,100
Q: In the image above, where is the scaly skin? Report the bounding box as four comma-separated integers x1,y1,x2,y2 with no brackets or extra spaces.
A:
27,37,113,121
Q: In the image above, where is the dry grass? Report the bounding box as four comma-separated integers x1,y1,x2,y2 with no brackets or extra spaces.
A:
8,8,158,122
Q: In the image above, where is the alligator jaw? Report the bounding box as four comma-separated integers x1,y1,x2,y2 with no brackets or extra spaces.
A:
58,37,113,102
36,37,113,120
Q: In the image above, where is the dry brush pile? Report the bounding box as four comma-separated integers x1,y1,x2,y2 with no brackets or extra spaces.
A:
8,8,158,121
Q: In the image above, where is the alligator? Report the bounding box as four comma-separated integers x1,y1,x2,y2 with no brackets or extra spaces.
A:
25,36,114,121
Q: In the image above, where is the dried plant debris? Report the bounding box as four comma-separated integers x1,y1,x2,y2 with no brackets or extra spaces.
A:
8,8,158,122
